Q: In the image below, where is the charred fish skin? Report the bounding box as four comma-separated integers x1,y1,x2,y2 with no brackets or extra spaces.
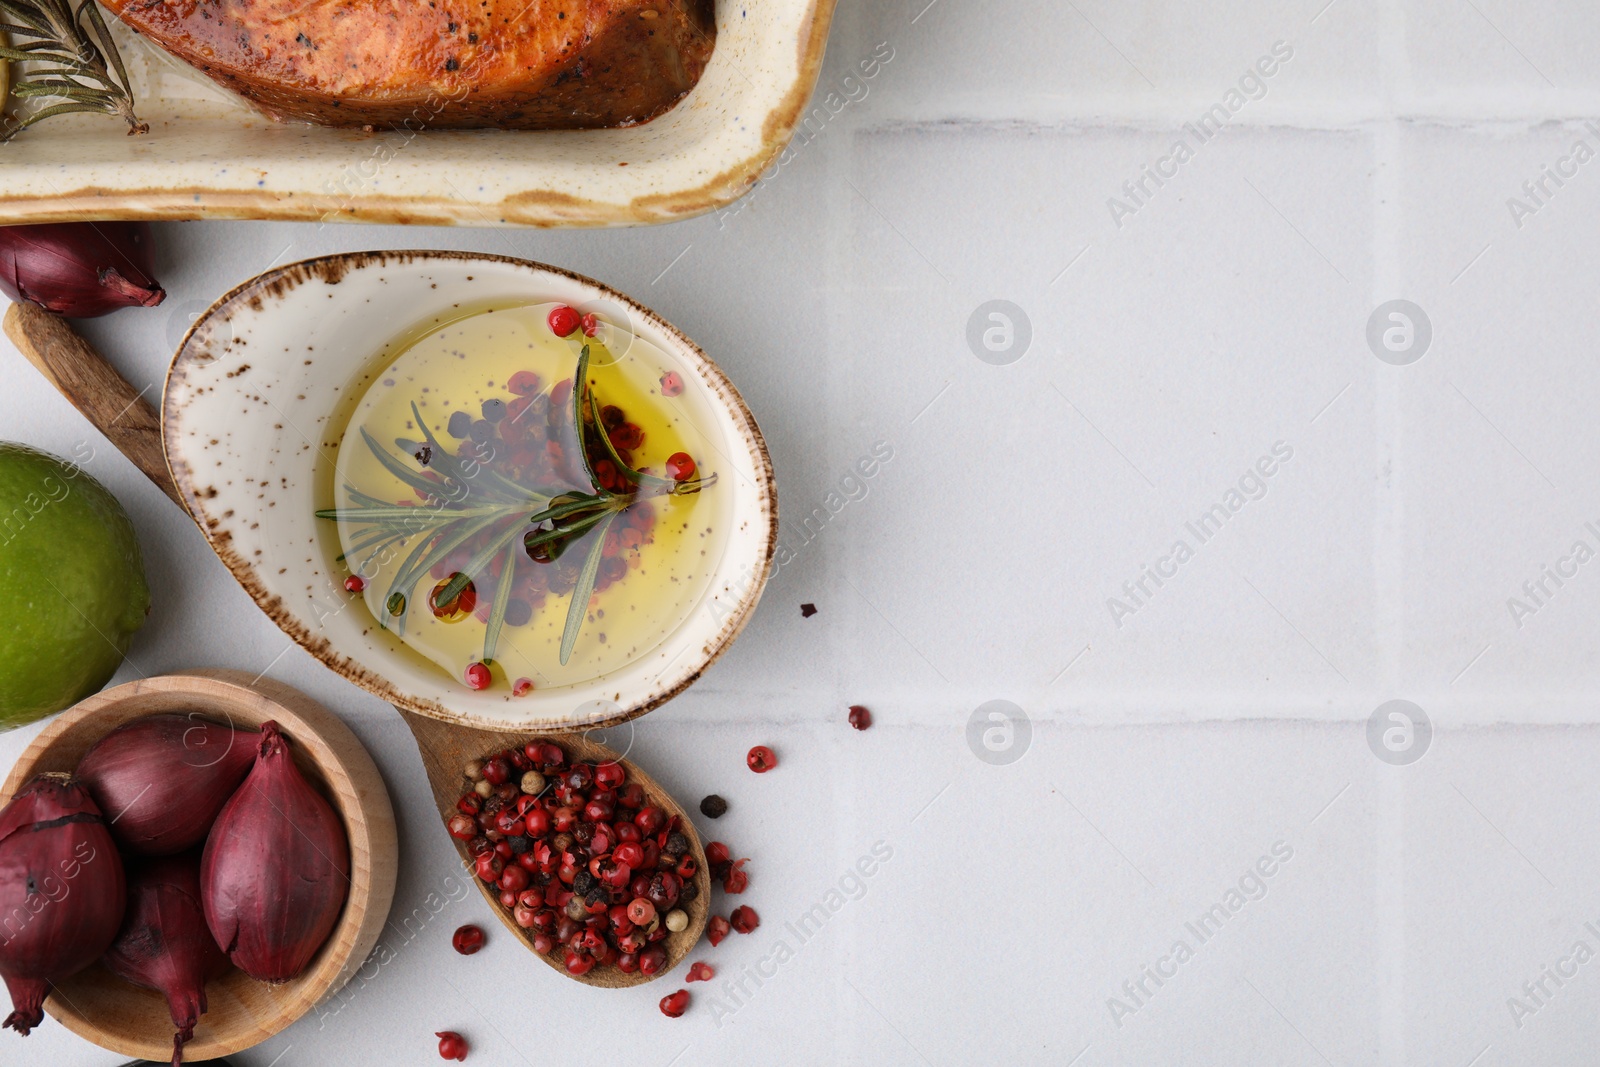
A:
103,0,715,129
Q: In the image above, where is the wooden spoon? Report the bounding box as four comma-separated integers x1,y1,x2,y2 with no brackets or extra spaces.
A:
5,302,711,986
406,714,711,986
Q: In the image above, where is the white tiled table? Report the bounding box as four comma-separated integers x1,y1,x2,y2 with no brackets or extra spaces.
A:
7,1,1600,1063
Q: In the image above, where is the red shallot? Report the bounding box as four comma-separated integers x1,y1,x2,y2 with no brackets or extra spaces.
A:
104,853,229,1066
0,222,165,317
0,774,126,1036
76,714,260,856
201,722,350,983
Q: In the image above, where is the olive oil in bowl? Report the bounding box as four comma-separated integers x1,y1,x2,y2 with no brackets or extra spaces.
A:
320,303,729,695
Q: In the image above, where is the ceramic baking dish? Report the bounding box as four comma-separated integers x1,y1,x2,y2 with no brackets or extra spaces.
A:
0,0,835,227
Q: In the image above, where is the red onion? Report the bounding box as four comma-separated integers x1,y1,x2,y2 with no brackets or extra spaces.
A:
0,222,165,318
76,715,260,856
104,853,229,1067
0,773,126,1036
201,722,349,983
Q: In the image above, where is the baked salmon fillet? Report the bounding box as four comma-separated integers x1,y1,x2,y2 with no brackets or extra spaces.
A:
101,0,716,129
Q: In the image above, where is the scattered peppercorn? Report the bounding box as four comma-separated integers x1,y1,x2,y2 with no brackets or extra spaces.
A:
848,705,872,731
660,989,689,1018
722,858,749,894
800,602,817,617
730,906,759,934
687,961,714,982
746,745,776,773
451,925,485,955
708,915,731,947
436,1031,469,1061
699,794,728,819
344,574,365,593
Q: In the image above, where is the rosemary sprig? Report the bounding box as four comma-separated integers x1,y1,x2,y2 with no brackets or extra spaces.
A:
317,340,717,670
0,0,146,141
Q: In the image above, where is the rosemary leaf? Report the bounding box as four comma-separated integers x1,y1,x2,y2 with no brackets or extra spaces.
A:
587,389,676,491
560,512,616,666
316,503,506,526
526,494,609,528
12,81,113,100
404,403,491,501
571,345,605,491
483,544,517,665
377,531,440,636
0,99,98,136
433,516,527,608
0,1,50,32
523,511,606,557
387,511,506,618
360,426,448,500
77,0,130,97
406,402,554,505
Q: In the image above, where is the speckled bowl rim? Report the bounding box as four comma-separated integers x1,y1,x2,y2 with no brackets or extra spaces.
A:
161,250,778,730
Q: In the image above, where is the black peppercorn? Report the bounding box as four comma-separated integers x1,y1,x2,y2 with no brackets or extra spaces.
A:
508,835,532,855
665,831,689,857
699,794,728,819
572,870,596,896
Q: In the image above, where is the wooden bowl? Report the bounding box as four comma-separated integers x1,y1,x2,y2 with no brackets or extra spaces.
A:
406,713,709,987
0,669,398,1062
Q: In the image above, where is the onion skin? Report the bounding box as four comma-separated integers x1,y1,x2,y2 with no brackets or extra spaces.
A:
76,715,260,856
201,722,350,983
0,222,165,318
104,853,229,1067
0,773,125,1036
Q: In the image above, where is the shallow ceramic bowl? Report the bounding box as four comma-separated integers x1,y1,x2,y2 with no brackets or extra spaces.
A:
0,670,398,1062
0,0,836,227
162,250,777,730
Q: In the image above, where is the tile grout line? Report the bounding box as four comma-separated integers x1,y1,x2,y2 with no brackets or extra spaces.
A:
1374,4,1413,1065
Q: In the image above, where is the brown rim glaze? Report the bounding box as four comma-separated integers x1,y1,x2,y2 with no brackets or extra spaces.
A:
162,250,778,731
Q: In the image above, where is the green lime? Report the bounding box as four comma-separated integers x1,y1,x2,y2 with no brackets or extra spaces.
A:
0,444,149,729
